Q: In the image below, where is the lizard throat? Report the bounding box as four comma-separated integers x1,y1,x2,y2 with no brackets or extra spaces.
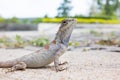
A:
55,27,73,46
61,34,71,46
54,18,77,46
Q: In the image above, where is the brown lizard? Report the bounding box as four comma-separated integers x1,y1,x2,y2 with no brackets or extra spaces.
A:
0,18,77,72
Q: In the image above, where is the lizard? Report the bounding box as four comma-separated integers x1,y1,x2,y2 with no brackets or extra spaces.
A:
0,18,77,72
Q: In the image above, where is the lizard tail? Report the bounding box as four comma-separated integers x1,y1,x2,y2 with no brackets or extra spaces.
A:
0,60,18,68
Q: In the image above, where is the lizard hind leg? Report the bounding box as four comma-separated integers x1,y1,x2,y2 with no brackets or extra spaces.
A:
12,62,27,70
7,62,27,73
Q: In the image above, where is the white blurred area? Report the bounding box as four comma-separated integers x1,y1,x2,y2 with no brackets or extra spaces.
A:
0,0,92,18
38,23,59,33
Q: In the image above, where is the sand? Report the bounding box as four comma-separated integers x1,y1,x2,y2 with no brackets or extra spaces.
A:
0,48,120,80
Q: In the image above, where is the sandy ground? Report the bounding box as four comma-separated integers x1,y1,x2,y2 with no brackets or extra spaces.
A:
0,48,120,80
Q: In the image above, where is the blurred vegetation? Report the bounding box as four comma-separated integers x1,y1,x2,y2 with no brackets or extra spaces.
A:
30,37,49,47
69,41,80,47
34,18,120,24
97,0,120,17
0,16,6,23
0,35,26,48
0,0,120,24
96,39,120,46
0,35,80,48
90,0,120,19
0,17,120,24
0,35,50,48
56,0,72,17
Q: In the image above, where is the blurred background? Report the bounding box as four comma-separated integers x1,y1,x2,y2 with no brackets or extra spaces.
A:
0,0,120,25
0,0,120,48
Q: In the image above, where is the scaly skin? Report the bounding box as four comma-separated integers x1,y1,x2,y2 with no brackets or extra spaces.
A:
0,18,77,72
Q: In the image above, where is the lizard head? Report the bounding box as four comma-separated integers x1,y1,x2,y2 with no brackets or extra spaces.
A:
55,18,77,46
60,18,77,31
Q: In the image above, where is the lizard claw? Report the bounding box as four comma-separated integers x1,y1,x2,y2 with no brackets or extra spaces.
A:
55,61,68,72
59,61,68,65
55,66,68,72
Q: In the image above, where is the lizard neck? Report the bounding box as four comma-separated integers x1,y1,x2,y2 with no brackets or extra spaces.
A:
54,24,74,47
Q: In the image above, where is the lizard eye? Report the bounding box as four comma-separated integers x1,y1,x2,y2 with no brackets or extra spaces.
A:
62,20,67,24
63,21,66,23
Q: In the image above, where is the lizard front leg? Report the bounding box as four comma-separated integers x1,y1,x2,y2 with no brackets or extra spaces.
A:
54,44,67,72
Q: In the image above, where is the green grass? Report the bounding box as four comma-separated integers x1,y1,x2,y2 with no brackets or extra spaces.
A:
0,35,50,48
